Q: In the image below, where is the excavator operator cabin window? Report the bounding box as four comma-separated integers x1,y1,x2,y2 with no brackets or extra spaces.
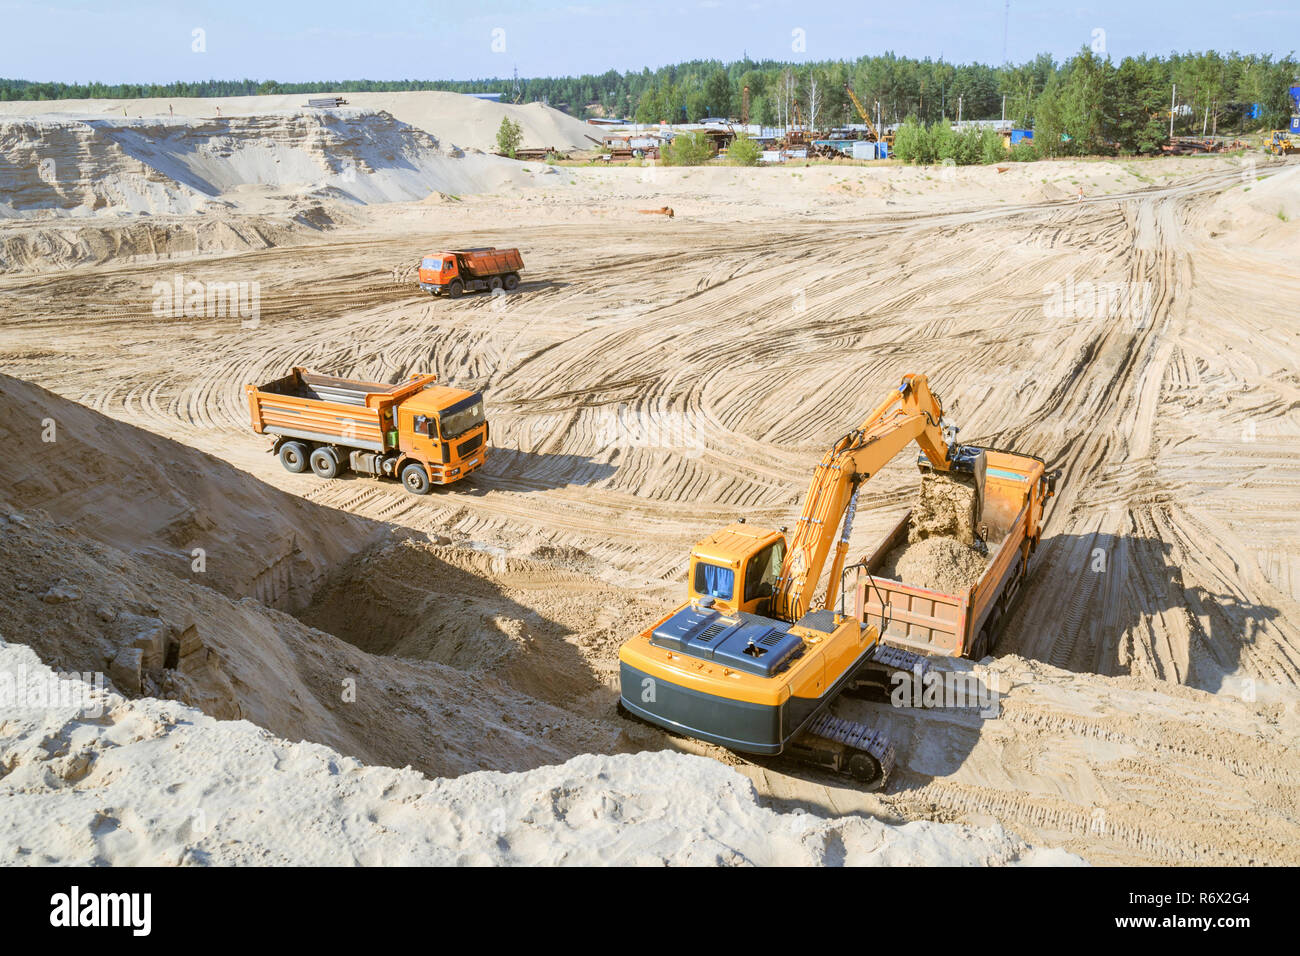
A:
694,562,734,601
744,540,786,601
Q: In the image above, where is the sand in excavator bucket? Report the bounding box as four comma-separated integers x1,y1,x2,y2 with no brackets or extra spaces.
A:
908,469,981,546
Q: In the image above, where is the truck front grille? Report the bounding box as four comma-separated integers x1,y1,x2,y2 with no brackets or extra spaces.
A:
457,432,484,457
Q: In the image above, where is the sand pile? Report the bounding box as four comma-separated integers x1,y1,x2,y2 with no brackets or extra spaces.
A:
0,373,379,610
0,90,598,154
0,110,537,221
0,639,1081,866
877,471,988,592
880,536,989,593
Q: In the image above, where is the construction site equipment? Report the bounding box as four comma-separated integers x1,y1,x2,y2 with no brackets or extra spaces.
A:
843,82,890,145
1266,130,1297,155
854,448,1053,660
417,247,524,298
305,96,348,108
618,374,1055,789
246,367,488,493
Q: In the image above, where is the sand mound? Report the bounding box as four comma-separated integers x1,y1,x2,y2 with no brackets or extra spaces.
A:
0,90,597,154
0,110,535,221
0,639,1080,866
1202,163,1300,248
0,374,378,609
881,536,989,593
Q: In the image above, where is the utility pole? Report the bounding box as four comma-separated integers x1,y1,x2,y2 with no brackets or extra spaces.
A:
1169,84,1176,139
1002,93,1006,122
958,94,963,125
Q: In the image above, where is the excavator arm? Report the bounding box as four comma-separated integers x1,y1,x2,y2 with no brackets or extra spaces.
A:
772,374,956,622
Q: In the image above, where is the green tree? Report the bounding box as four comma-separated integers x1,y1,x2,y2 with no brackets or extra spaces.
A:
662,130,715,165
727,132,762,165
928,117,958,162
979,126,1006,164
495,117,523,158
702,68,733,118
892,115,929,163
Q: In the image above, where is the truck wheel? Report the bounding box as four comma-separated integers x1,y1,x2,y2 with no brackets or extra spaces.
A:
309,446,341,479
279,441,309,473
503,273,520,291
487,276,503,292
448,280,464,299
400,462,432,495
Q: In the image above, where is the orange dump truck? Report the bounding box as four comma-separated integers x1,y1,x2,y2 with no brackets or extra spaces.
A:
246,367,488,494
851,449,1057,660
417,247,524,297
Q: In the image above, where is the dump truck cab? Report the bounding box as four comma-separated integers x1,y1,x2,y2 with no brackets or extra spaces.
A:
418,254,459,289
688,523,787,617
395,386,488,484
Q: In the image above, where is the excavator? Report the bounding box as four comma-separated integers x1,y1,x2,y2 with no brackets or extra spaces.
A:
618,374,985,789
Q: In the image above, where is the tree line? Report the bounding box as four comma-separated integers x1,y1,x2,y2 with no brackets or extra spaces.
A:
2,48,1295,154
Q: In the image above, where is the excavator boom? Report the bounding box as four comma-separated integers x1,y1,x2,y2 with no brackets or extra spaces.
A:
773,373,954,621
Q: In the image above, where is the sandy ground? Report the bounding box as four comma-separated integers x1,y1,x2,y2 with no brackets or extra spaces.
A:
1,98,1299,865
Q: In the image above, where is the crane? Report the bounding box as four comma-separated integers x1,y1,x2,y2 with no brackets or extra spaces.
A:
618,374,975,787
843,81,887,144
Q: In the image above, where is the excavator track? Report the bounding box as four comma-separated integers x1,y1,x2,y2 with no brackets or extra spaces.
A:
787,712,897,790
846,641,933,700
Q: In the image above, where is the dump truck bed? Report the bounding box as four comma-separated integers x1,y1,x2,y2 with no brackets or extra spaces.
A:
456,247,523,278
853,448,1049,658
245,367,430,452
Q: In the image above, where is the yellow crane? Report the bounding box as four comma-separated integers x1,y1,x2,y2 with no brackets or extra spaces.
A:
844,82,888,144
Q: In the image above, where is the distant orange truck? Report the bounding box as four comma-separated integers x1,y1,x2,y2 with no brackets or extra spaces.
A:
246,367,488,494
417,247,524,297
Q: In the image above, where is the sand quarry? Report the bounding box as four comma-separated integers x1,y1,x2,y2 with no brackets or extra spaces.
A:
1,91,1298,866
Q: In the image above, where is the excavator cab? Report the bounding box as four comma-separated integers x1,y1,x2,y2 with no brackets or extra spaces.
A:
687,523,786,616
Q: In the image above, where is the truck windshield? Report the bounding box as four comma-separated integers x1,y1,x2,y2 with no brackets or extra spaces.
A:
439,395,484,439
420,257,439,270
694,562,734,601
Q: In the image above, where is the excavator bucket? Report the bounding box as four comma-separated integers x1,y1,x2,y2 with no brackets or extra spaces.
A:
914,446,986,545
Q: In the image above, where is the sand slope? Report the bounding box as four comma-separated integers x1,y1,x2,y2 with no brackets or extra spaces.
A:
0,640,1080,866
0,90,597,153
0,110,534,220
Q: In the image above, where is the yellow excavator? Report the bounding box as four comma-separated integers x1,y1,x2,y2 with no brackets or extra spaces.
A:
618,374,983,788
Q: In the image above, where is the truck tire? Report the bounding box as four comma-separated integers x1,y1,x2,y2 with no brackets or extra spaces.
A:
448,279,464,299
279,441,310,473
503,273,520,291
310,446,341,479
400,462,432,495
487,276,503,292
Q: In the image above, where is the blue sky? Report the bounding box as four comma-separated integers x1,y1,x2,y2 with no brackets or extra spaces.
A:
2,0,1296,83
